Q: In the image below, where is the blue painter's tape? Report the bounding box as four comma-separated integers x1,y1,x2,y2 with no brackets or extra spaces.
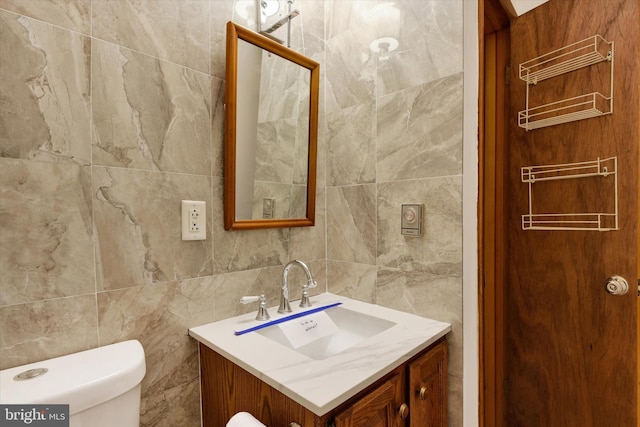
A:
234,302,343,336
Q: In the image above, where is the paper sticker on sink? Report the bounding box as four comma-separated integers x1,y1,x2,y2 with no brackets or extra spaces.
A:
277,311,339,349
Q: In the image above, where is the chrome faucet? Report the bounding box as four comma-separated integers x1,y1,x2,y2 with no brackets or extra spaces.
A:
278,259,317,313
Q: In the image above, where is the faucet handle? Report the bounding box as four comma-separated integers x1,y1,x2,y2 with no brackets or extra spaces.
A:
299,283,316,308
239,295,270,321
239,296,260,304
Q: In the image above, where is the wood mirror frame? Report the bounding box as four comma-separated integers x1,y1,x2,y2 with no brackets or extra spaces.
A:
224,21,319,231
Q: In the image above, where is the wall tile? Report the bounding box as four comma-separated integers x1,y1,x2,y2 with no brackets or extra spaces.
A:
289,188,326,262
212,261,325,321
0,294,98,369
210,0,234,80
211,176,289,273
92,0,210,73
0,158,95,305
0,0,90,34
326,184,376,265
211,76,225,177
212,225,289,272
377,177,462,272
0,11,91,165
298,0,324,61
376,0,463,96
97,277,215,427
326,101,376,186
92,40,211,174
327,260,377,303
448,374,463,427
324,1,376,112
93,167,213,290
324,37,375,112
376,268,462,378
141,380,201,427
377,73,463,183
325,0,375,44
211,268,271,320
315,86,328,188
0,0,466,424
376,176,463,377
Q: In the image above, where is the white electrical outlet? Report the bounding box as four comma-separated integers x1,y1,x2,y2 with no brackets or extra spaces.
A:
181,200,206,241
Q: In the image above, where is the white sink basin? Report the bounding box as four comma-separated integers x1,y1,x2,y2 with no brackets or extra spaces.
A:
189,293,451,416
256,306,396,360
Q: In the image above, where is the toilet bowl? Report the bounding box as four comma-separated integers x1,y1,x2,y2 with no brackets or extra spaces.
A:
0,340,146,427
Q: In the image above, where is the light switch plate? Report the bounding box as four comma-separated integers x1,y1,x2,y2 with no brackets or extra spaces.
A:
181,200,206,241
401,204,422,236
263,198,275,219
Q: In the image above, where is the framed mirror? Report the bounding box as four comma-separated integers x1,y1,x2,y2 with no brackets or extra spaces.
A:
224,21,319,230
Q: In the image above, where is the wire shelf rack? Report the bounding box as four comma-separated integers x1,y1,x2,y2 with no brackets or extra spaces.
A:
518,35,614,131
521,157,618,231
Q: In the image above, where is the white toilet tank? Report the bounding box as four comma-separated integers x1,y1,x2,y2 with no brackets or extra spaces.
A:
0,340,146,427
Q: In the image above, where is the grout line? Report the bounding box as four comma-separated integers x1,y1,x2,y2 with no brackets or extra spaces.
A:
89,0,100,347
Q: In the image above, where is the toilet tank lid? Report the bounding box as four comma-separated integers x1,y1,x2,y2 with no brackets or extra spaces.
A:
0,340,146,415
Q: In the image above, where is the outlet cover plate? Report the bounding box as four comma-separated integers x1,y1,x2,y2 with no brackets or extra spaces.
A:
181,200,206,241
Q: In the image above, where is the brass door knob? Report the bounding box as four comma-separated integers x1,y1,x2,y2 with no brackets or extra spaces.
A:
419,386,427,401
398,403,409,419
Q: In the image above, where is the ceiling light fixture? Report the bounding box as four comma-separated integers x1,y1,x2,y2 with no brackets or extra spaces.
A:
369,37,399,61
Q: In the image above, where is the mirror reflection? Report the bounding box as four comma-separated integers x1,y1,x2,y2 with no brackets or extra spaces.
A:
235,39,310,220
224,22,319,230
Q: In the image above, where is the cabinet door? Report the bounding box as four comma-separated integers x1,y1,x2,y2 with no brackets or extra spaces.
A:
408,340,448,427
334,371,405,427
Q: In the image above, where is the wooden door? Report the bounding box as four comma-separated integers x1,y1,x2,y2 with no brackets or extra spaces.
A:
334,371,405,427
504,0,639,426
408,340,447,427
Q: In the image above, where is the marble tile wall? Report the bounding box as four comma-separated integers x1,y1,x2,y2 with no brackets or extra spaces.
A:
323,1,465,424
0,1,325,426
1,0,466,425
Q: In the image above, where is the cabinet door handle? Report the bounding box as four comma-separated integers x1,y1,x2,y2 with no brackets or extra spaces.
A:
398,403,409,419
419,386,427,401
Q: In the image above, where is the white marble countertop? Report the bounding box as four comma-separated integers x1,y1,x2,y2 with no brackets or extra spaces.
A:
188,293,451,416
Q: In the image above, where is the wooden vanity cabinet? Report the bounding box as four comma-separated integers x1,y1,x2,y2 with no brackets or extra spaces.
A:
333,339,448,427
406,339,448,427
198,338,447,427
333,370,405,427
